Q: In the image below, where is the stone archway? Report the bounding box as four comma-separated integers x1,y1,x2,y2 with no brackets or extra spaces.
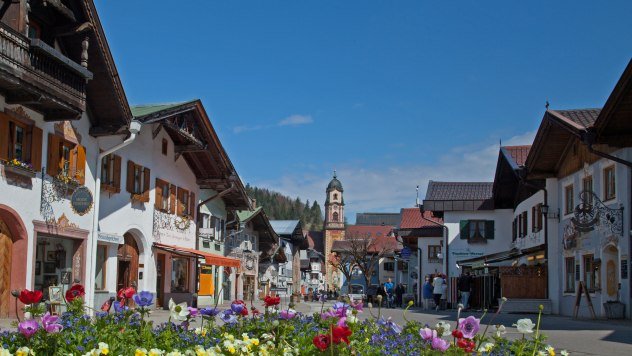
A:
117,233,140,292
0,204,28,318
602,244,619,300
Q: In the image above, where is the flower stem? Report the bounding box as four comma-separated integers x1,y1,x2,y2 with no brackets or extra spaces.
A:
531,305,544,356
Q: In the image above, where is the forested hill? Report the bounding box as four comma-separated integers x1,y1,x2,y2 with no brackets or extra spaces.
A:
245,184,324,231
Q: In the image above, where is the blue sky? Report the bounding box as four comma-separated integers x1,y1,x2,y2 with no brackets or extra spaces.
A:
95,0,632,222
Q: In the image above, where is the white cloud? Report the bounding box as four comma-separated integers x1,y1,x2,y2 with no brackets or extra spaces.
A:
251,131,536,223
277,114,313,126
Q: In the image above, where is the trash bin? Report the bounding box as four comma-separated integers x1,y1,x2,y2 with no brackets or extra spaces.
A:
603,301,625,319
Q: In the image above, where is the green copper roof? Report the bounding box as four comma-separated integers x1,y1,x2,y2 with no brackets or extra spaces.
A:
130,100,198,118
236,207,262,223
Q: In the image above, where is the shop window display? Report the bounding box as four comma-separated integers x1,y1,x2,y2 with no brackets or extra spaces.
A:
171,257,190,292
34,236,74,301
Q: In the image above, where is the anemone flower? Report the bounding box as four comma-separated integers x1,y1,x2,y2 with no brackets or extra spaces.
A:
168,299,190,321
65,284,85,302
279,309,297,320
113,301,129,313
18,290,43,305
230,303,244,314
133,291,153,307
18,319,39,338
458,316,481,339
313,334,330,351
431,337,450,351
187,307,200,318
331,325,352,344
200,307,220,317
220,310,237,324
263,295,280,307
419,327,437,341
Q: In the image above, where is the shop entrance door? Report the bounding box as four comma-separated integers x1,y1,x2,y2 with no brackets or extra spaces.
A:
156,254,165,308
117,233,139,291
0,220,13,318
243,276,255,301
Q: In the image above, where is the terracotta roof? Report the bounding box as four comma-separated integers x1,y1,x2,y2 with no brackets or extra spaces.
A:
502,145,531,167
332,228,400,254
399,208,443,229
425,181,493,201
548,108,601,128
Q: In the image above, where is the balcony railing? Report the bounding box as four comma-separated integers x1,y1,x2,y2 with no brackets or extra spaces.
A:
0,22,92,119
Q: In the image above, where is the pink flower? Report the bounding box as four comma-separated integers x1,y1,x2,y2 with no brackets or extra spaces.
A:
431,337,450,351
419,327,437,341
279,310,296,320
337,317,347,327
187,307,200,317
41,312,63,333
458,316,481,339
18,319,39,338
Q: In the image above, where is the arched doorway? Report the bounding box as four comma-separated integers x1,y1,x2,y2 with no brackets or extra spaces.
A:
117,233,139,291
602,244,619,300
0,220,13,317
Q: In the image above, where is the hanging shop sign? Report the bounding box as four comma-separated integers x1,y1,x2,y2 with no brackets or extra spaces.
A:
400,246,412,260
97,232,124,244
70,186,93,216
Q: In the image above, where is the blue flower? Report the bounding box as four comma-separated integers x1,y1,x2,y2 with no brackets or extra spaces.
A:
133,291,154,307
113,301,129,313
220,310,237,324
200,307,220,317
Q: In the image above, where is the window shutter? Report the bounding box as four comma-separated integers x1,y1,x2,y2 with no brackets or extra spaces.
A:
142,167,151,200
0,114,8,161
189,192,196,219
169,184,177,214
177,188,184,216
485,220,494,239
112,155,122,191
47,134,62,177
459,220,469,239
155,178,163,209
512,219,517,241
30,126,43,171
522,212,527,236
75,145,86,185
126,160,135,193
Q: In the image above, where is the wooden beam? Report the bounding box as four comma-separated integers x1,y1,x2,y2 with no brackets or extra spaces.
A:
174,144,207,154
152,124,162,139
89,125,127,137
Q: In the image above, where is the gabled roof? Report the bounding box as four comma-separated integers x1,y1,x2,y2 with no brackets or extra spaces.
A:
270,220,302,236
332,226,400,254
502,145,531,169
355,213,401,227
493,145,542,209
548,109,601,129
236,207,279,260
131,99,250,209
306,230,324,254
399,208,443,229
593,59,632,146
423,181,494,212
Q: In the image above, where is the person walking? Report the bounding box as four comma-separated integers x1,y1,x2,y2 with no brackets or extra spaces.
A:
384,278,394,308
395,283,404,308
440,275,448,310
422,276,433,310
458,271,473,310
432,274,444,311
377,283,387,307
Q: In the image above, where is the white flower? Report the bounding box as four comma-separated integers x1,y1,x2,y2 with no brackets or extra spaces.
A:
513,318,536,334
560,351,569,356
168,298,190,321
435,321,451,334
23,312,32,320
478,342,495,352
15,347,33,356
494,324,506,337
0,347,12,356
149,350,165,356
346,315,359,324
98,342,109,354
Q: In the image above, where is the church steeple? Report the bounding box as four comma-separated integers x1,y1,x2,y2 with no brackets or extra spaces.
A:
324,170,344,229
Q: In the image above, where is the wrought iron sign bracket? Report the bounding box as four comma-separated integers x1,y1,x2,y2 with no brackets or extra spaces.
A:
571,190,624,236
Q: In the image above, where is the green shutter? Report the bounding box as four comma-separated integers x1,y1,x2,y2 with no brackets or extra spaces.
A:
459,220,469,239
485,220,495,239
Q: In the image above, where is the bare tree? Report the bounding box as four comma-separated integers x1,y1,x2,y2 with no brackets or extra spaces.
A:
328,250,355,294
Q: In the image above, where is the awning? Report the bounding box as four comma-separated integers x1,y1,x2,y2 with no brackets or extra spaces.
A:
457,244,546,267
153,243,241,268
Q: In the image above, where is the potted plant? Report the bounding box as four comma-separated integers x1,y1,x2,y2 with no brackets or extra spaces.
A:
3,158,36,178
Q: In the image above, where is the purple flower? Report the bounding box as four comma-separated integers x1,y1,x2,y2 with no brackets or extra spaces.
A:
220,310,237,324
337,317,347,327
332,302,348,310
378,317,402,334
321,310,336,319
113,301,129,313
279,310,296,320
200,307,220,317
187,307,200,317
230,303,244,314
133,291,153,307
419,327,437,341
458,316,481,339
431,337,450,351
18,319,39,338
41,312,63,334
319,294,327,302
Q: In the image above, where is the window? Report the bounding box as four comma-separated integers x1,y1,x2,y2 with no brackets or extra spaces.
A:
582,175,593,205
512,219,517,241
383,262,394,271
583,254,600,292
126,160,150,202
565,185,574,215
95,245,107,290
332,212,339,222
154,179,171,211
564,257,575,293
333,193,338,200
101,154,121,192
531,204,543,233
460,220,494,242
171,257,190,293
176,187,195,217
0,113,43,171
161,138,168,156
521,211,527,237
604,166,615,200
46,133,86,184
428,245,442,262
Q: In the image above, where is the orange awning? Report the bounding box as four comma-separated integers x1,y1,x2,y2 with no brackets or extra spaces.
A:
153,243,240,268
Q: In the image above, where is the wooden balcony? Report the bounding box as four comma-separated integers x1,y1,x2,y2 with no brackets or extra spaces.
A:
0,22,92,121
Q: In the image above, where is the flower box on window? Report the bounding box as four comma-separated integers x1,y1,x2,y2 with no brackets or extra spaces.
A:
3,159,36,178
101,183,120,194
131,193,150,203
54,172,81,190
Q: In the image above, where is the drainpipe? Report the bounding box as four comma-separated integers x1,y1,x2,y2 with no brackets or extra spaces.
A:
419,206,450,304
86,120,142,312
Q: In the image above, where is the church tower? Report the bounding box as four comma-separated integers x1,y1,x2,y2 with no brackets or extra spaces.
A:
324,171,345,290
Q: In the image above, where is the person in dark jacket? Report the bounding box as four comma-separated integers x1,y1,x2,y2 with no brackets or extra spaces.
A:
422,276,433,310
377,283,387,307
395,283,404,308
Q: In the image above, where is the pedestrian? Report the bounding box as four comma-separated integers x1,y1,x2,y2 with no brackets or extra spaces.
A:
458,271,473,310
440,275,448,310
395,283,404,308
377,283,387,307
422,276,433,310
432,274,444,311
384,278,394,308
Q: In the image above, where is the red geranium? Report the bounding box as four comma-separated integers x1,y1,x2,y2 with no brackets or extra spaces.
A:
456,338,476,353
331,325,352,344
18,289,43,305
264,295,280,307
240,307,248,316
65,284,85,302
117,287,135,300
313,334,330,351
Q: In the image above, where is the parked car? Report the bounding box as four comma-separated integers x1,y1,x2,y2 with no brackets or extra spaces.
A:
347,284,366,302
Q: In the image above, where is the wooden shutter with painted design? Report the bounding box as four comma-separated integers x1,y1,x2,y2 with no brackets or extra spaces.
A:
169,184,177,214
126,160,135,193
112,155,122,192
189,192,196,219
29,126,43,171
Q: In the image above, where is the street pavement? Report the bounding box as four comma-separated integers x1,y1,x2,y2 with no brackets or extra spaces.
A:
2,299,631,355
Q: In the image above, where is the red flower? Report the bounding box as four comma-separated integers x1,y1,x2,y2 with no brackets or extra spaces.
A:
457,339,475,353
117,287,135,300
65,284,85,302
452,329,464,339
331,325,352,344
264,295,280,307
240,307,248,316
313,334,330,351
18,289,43,305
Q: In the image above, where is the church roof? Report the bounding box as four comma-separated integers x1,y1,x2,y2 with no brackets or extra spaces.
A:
326,171,343,192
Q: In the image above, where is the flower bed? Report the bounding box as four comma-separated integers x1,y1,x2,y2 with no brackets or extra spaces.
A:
0,287,567,355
